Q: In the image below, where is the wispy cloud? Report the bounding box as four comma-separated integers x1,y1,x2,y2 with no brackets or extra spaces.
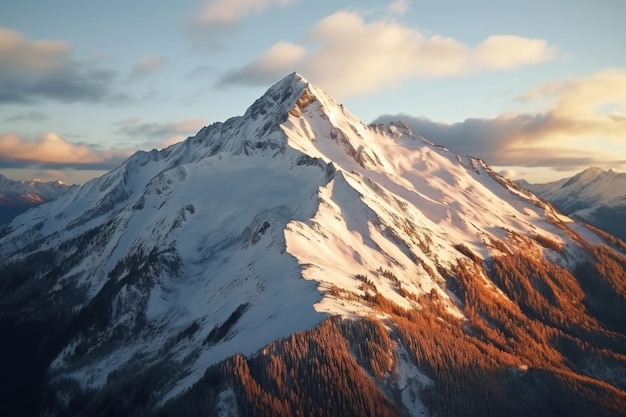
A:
0,28,129,104
186,65,217,79
129,56,168,80
217,10,554,97
373,68,626,174
4,111,49,122
0,132,132,170
196,0,296,26
114,117,207,148
189,0,298,49
386,0,409,16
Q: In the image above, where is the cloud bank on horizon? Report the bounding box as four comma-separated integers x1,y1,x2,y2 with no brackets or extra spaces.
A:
0,132,132,170
374,68,626,173
0,0,624,184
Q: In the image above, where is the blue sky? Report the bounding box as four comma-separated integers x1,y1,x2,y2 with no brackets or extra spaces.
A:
1,0,625,184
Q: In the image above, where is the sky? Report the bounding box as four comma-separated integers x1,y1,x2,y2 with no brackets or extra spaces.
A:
0,0,625,184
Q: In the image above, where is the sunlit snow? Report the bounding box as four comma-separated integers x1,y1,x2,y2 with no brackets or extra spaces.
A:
0,73,585,400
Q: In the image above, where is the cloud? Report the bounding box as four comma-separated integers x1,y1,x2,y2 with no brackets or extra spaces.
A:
186,65,217,79
387,0,409,16
473,35,553,70
372,113,542,159
372,68,626,174
4,111,49,122
0,28,122,104
114,117,207,148
520,67,626,132
0,132,132,170
196,0,296,26
219,41,306,86
374,113,626,173
498,168,517,179
217,10,554,97
129,56,168,80
189,0,297,48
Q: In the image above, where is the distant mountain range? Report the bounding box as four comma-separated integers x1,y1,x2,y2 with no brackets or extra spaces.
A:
1,74,625,417
0,174,77,224
519,167,626,241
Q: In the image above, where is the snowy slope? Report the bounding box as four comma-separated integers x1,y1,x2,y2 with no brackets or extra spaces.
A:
280,81,579,315
520,167,626,240
0,73,618,414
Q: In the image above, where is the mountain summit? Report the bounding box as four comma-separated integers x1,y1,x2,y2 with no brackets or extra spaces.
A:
0,174,76,224
1,74,625,417
520,167,626,241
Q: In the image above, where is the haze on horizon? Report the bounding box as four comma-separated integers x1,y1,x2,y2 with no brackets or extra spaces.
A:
1,0,624,185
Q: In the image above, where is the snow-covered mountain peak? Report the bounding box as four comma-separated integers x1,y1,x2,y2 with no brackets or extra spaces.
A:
0,174,78,223
520,166,626,240
0,174,75,197
565,166,607,184
245,71,350,129
547,167,626,200
584,166,604,174
3,74,623,414
243,72,309,122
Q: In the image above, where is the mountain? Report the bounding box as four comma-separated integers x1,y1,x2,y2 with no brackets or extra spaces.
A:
519,167,626,241
0,174,77,224
1,73,625,417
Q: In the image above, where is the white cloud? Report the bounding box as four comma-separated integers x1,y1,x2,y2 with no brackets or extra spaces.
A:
473,35,553,70
0,28,124,104
521,67,626,124
190,0,298,48
0,132,132,168
387,0,409,16
196,0,296,26
130,56,168,79
219,41,306,85
498,168,517,179
0,28,69,74
373,68,626,174
114,117,207,149
218,10,554,98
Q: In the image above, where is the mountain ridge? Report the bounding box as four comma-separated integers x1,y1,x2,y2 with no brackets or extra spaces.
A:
0,174,77,224
519,167,626,241
1,73,625,417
